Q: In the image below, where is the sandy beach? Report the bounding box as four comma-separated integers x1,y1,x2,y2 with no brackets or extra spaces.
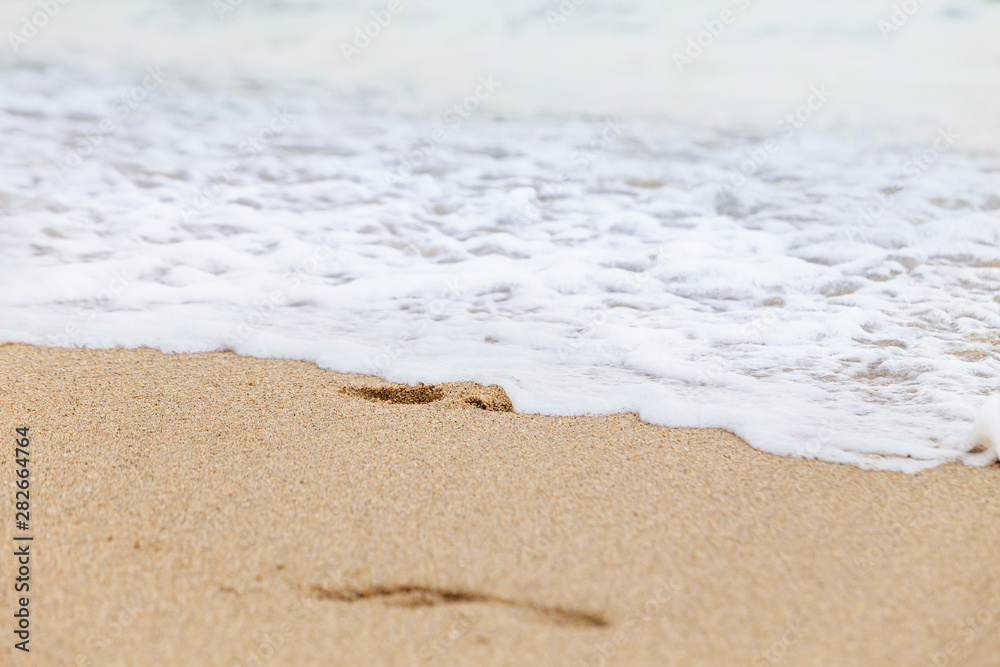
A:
1,342,998,666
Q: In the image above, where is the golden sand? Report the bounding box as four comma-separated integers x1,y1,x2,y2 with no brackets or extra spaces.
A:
1,343,998,666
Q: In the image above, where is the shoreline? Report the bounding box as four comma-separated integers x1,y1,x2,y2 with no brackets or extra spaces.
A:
1,343,998,666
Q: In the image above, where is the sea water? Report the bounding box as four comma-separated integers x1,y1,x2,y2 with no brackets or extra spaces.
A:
1,0,998,471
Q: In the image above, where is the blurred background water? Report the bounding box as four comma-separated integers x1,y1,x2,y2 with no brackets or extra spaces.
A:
1,0,998,146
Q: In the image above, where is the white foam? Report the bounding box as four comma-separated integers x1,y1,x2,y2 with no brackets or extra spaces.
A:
957,395,1000,466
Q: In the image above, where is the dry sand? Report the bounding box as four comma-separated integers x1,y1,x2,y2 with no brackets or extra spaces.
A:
1,343,998,666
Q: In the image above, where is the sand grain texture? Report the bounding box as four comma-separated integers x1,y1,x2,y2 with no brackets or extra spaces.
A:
0,343,998,666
